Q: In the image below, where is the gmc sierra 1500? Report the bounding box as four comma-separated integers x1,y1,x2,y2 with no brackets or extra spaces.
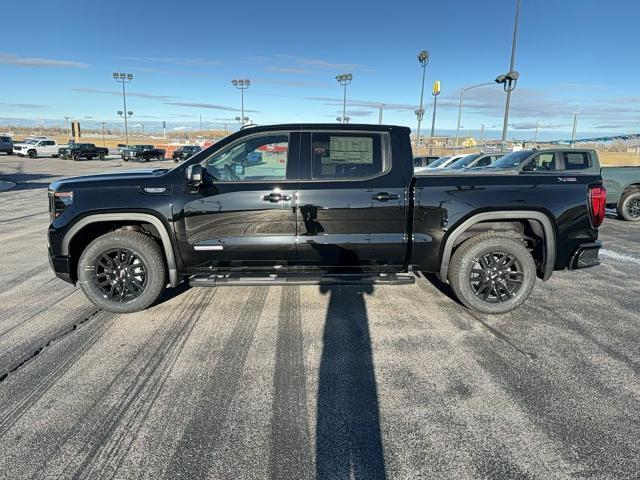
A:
47,124,605,314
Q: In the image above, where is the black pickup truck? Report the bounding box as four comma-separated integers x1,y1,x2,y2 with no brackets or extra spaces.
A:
47,124,605,314
59,143,109,161
121,144,166,162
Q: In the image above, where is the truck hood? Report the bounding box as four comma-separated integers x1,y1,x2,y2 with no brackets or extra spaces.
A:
49,168,169,191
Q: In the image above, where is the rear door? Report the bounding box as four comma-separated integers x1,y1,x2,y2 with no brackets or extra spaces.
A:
179,130,299,272
295,130,407,272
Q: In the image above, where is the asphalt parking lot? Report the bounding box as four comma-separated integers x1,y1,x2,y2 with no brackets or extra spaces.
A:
0,154,639,479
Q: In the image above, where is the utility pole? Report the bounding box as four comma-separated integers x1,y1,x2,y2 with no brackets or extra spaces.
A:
499,0,521,151
101,122,106,147
64,116,71,140
378,104,384,125
429,80,440,154
534,120,539,143
335,74,353,124
415,50,429,150
199,114,203,138
571,109,579,148
113,72,134,145
480,124,485,148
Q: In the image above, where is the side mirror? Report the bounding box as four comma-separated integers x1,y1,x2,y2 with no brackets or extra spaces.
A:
186,164,203,187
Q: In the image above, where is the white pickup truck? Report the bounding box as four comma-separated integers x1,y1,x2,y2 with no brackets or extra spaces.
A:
13,138,65,158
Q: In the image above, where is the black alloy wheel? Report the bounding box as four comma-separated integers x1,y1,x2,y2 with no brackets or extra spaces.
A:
92,248,147,302
469,251,524,303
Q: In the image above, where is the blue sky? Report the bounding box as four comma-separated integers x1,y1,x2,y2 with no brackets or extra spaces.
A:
1,0,638,139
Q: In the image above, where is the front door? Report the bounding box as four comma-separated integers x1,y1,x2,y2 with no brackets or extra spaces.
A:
295,131,407,272
178,131,299,273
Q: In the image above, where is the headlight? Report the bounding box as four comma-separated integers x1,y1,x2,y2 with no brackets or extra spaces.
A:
50,191,73,221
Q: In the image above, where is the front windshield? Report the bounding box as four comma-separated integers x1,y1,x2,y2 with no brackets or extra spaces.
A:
448,154,480,170
425,156,450,169
485,149,534,169
25,139,38,145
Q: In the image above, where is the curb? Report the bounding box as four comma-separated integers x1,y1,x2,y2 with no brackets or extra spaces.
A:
0,180,16,192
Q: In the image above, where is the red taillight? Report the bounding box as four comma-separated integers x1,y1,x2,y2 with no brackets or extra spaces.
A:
589,185,606,228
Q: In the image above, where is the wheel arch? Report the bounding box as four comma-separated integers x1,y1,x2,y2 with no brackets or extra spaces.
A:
61,213,178,287
438,210,556,283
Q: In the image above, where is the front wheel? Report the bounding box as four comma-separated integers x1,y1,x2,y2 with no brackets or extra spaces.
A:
98,152,105,160
28,150,37,159
72,153,80,161
447,233,536,314
77,230,167,313
617,190,640,221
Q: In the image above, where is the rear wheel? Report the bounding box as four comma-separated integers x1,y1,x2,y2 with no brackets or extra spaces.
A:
28,150,37,159
98,152,105,160
72,153,80,161
617,190,640,222
78,230,167,313
448,233,536,314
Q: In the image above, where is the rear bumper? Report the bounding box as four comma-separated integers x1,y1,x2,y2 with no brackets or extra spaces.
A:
569,241,602,269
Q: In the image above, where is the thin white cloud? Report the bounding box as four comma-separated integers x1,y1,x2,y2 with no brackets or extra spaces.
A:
164,101,259,113
118,56,221,66
0,52,89,69
0,102,48,109
71,87,174,100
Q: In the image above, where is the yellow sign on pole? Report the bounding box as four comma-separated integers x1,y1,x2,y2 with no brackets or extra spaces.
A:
432,80,441,96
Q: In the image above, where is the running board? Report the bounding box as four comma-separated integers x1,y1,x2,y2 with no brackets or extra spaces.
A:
189,273,415,287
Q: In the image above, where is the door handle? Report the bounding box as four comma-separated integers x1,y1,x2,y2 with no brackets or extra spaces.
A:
372,192,399,202
263,192,292,203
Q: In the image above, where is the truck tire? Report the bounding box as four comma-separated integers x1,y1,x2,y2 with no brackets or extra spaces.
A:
77,230,167,314
28,150,37,159
617,190,640,221
447,233,536,315
72,153,80,161
98,152,105,160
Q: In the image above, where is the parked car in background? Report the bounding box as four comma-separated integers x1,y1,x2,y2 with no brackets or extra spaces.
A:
447,153,504,170
47,123,604,315
172,145,202,162
415,155,465,173
476,148,600,175
13,138,62,158
602,166,640,221
59,143,109,161
413,155,440,167
116,144,130,155
0,135,12,155
121,145,166,162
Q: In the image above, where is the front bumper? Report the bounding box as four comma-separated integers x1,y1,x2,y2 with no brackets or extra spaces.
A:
569,241,602,269
48,250,74,284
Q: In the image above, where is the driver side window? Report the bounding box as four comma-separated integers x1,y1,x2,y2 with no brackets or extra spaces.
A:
204,133,289,182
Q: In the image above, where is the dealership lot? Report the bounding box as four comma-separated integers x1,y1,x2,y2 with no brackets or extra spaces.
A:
0,155,639,479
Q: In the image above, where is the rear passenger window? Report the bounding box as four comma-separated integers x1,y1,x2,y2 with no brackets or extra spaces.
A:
563,152,591,170
311,133,386,180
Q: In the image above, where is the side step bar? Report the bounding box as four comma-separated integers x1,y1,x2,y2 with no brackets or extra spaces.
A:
190,273,415,287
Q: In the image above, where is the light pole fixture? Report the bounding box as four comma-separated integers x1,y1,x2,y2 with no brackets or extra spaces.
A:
495,70,520,150
336,116,350,124
113,72,134,145
231,79,250,126
455,82,494,148
335,73,353,124
415,50,429,149
498,0,521,151
235,116,249,124
117,110,134,140
429,80,441,154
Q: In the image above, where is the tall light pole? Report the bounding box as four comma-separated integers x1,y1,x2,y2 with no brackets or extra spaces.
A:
455,82,494,148
498,0,521,151
335,74,353,124
231,79,250,126
571,109,580,148
101,122,106,147
117,110,133,140
429,80,441,154
534,120,539,143
480,124,485,147
113,72,133,145
64,116,71,140
378,104,384,125
415,50,429,149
